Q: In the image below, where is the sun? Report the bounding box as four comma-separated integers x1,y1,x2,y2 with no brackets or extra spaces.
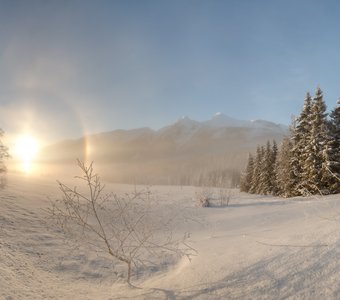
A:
15,134,39,173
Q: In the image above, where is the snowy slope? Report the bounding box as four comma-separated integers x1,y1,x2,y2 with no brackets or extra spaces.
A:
1,173,340,299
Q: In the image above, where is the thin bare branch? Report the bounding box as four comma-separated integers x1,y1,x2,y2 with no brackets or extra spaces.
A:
47,160,195,284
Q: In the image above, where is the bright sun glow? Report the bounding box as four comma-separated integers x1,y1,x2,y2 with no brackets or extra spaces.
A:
15,135,39,173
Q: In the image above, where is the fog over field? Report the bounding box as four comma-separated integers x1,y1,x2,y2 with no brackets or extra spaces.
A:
34,115,287,186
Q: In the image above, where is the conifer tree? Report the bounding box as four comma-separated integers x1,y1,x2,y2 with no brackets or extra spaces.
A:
275,137,297,197
291,92,312,194
271,140,279,195
257,145,267,194
240,154,254,192
302,87,330,194
240,87,339,197
249,146,263,194
325,99,340,193
258,141,275,195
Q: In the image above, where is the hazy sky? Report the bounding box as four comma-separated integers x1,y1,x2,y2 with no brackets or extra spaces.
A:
1,0,340,143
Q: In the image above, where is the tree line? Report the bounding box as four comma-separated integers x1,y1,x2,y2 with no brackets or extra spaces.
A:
240,87,340,197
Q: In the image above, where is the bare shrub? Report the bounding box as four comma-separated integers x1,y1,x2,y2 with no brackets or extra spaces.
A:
218,187,232,207
195,186,233,207
195,187,213,207
47,160,195,285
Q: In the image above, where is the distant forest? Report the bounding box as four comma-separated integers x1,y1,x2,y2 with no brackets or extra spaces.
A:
240,88,340,197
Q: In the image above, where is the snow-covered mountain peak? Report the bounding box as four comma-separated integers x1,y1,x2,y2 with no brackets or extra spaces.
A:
177,115,192,122
211,112,236,121
158,116,201,138
173,116,200,128
212,112,232,119
205,113,249,128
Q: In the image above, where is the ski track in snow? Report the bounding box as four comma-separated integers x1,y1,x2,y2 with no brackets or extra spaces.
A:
1,174,339,299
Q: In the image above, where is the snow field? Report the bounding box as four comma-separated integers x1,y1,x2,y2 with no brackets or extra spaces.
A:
1,174,339,299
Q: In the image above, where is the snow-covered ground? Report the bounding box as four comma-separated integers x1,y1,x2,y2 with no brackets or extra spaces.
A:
1,173,340,299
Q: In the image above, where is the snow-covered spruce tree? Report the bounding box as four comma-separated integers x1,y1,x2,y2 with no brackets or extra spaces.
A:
302,87,331,195
242,140,278,195
257,142,269,194
240,154,254,193
291,92,313,195
258,145,267,194
324,99,340,193
257,141,276,195
249,146,261,194
249,146,265,194
241,88,338,197
271,140,279,195
275,137,297,197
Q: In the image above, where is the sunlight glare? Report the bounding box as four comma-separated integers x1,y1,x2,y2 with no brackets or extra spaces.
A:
15,135,39,173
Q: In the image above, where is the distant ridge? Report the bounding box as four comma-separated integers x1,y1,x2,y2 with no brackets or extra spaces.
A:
38,114,288,186
170,113,287,131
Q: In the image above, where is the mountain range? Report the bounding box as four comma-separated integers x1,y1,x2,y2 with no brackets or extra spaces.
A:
38,113,288,186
